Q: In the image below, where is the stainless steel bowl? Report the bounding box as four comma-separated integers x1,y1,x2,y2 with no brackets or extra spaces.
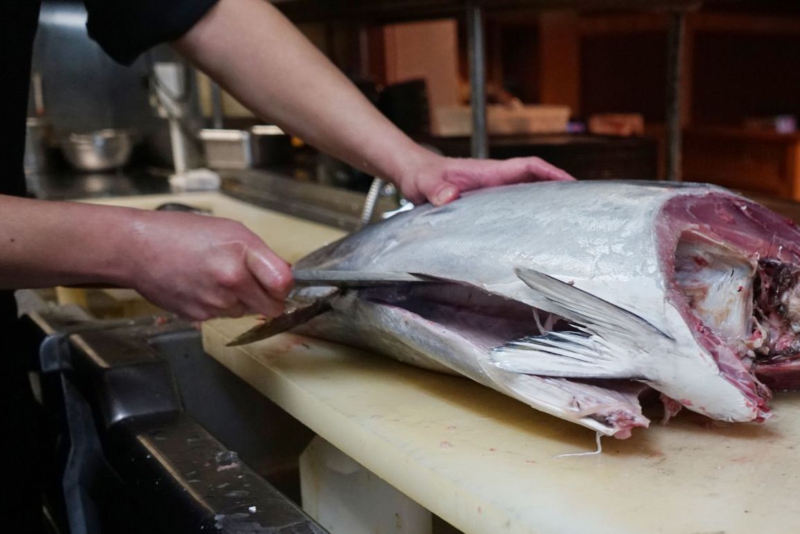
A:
61,129,133,172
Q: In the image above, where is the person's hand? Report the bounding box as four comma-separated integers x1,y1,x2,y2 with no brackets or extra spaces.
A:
123,211,292,321
398,153,575,207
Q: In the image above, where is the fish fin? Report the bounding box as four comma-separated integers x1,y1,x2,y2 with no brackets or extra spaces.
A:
226,294,334,346
492,267,671,379
515,267,672,342
490,331,644,379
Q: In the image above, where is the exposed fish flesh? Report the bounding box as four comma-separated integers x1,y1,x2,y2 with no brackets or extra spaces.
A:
235,181,800,438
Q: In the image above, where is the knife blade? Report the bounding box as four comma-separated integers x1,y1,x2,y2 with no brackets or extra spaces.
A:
226,295,333,346
227,272,435,347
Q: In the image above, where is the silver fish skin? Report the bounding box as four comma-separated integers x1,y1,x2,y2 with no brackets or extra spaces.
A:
269,181,800,437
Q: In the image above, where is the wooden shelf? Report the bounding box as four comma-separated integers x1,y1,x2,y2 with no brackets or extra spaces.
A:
683,127,800,199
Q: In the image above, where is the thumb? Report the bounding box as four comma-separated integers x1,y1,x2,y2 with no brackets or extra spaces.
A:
427,183,460,206
245,247,294,300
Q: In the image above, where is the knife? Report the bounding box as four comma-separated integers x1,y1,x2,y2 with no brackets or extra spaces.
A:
226,271,435,347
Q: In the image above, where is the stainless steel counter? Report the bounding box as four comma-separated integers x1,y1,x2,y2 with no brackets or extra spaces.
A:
220,169,399,231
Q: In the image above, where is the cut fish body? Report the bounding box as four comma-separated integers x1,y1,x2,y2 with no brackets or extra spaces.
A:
237,181,800,438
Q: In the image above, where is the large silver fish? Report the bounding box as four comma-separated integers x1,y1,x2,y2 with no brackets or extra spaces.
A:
235,181,800,438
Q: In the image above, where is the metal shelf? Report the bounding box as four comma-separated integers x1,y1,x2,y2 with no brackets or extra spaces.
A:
273,0,739,175
273,0,712,24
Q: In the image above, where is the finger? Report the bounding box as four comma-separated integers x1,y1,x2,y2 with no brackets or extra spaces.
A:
245,247,294,301
239,286,285,318
235,270,286,318
426,182,460,206
521,158,575,182
211,302,247,319
180,305,214,322
400,183,426,205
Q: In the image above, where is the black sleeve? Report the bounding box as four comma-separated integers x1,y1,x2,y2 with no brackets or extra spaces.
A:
84,0,219,65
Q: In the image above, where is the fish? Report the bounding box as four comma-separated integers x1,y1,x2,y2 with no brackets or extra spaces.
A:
233,181,800,438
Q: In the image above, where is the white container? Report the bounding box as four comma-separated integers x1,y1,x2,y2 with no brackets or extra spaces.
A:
199,129,252,169
300,436,432,534
435,104,571,136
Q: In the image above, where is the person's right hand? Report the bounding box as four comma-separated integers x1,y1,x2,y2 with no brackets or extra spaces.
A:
123,211,293,321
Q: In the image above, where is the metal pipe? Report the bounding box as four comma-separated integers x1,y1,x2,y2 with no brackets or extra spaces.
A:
169,118,188,175
210,82,224,129
665,11,686,182
359,177,386,229
467,2,488,159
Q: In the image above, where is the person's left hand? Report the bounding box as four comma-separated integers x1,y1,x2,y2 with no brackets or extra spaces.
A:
397,154,575,207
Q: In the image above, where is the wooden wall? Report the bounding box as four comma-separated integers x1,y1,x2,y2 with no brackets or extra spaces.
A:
692,32,800,124
537,12,800,128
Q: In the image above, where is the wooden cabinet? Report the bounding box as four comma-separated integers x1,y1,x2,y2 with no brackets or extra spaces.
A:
683,127,800,199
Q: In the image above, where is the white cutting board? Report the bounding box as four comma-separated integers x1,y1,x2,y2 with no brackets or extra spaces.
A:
204,315,800,534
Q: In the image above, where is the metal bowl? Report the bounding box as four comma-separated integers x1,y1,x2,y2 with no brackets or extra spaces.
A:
61,129,133,172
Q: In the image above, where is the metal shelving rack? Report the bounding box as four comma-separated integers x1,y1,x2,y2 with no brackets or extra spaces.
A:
273,0,727,181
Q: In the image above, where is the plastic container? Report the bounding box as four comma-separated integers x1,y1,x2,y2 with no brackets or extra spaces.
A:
434,104,571,136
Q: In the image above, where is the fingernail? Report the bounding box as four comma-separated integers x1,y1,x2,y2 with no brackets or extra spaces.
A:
434,185,459,205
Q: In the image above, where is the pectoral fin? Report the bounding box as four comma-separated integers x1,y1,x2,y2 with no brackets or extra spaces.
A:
488,268,669,379
491,331,646,379
514,267,672,341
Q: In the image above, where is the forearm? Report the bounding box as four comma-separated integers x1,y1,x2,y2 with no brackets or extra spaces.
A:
0,194,292,320
0,195,138,289
174,0,435,185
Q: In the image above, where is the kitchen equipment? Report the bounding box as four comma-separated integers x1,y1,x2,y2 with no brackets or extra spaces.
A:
152,62,200,176
61,129,133,172
24,72,54,175
199,129,252,169
588,113,645,136
435,104,570,136
24,117,53,174
23,305,324,534
226,270,435,347
251,125,292,167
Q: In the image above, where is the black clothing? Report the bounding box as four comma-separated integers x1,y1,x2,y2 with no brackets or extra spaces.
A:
1,0,41,198
1,2,45,531
2,1,217,531
86,0,218,65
